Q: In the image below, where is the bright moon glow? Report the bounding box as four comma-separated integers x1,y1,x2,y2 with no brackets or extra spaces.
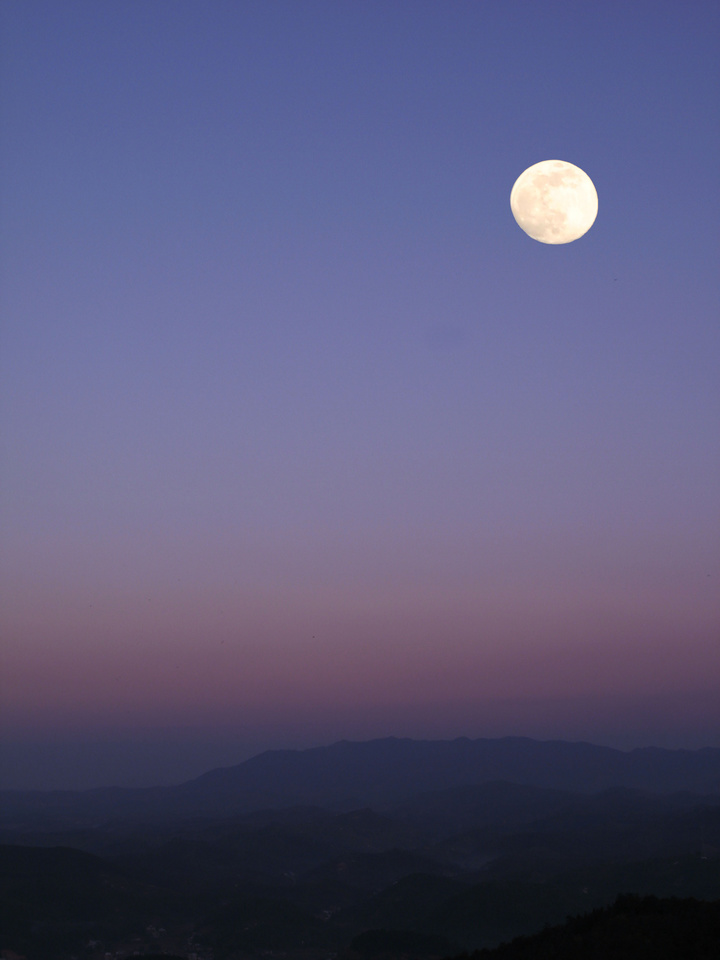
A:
510,159,598,244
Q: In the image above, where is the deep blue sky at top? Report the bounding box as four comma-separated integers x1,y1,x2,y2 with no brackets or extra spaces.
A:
1,1,719,788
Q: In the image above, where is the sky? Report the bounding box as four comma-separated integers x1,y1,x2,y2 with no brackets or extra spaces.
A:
1,0,719,790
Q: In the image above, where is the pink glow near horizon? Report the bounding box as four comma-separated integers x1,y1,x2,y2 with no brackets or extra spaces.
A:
4,538,717,736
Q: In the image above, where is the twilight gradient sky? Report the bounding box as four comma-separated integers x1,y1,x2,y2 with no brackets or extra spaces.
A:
1,0,719,789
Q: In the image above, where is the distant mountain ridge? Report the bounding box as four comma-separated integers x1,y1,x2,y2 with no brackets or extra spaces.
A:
2,736,720,827
184,736,720,800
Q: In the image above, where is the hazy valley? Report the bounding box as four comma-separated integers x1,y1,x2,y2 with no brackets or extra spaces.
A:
2,737,720,959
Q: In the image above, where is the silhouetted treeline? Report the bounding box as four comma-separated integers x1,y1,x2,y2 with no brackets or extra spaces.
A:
455,894,720,960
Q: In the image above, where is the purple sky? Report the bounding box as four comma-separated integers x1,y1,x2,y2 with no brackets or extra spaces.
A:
2,0,719,789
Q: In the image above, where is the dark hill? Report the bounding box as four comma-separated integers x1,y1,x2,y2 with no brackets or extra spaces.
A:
389,781,574,839
461,894,720,959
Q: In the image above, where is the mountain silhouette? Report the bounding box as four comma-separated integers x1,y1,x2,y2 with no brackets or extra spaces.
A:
461,894,720,959
2,742,720,960
2,737,720,829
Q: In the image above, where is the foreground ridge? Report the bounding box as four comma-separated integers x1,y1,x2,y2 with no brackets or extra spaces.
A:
455,894,720,960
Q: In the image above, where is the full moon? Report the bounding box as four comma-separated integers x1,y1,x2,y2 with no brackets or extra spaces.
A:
510,160,598,244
